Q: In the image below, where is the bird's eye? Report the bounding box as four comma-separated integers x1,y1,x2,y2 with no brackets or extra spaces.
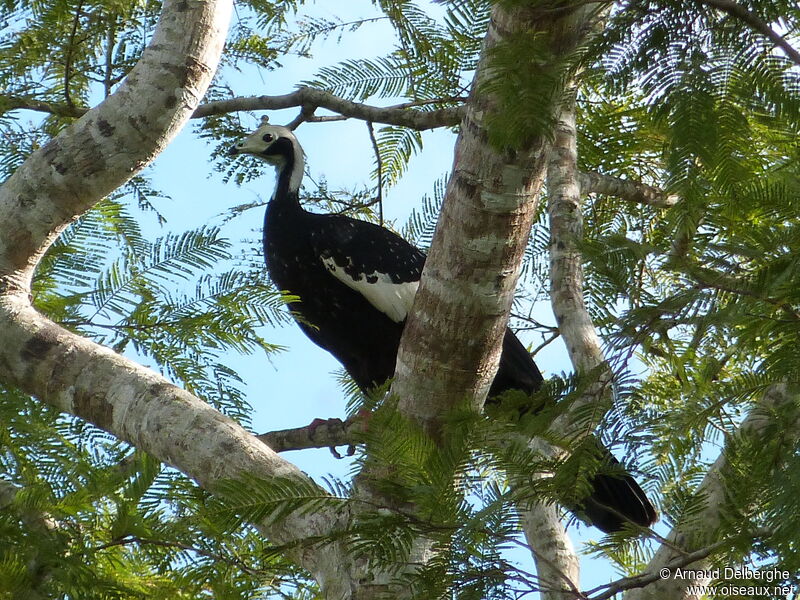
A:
262,133,274,143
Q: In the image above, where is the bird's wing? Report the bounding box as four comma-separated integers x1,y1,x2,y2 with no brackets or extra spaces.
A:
311,215,426,323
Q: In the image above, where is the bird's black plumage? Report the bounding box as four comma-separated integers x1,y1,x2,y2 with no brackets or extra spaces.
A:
230,122,657,533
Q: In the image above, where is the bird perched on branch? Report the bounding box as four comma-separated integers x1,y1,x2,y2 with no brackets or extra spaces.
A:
229,118,657,534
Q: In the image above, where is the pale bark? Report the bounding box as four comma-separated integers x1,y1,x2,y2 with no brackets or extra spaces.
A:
549,96,606,375
194,87,464,128
579,171,678,208
545,86,621,443
0,88,464,130
258,415,363,453
0,0,228,286
0,1,359,595
8,1,785,597
520,495,581,600
392,3,603,431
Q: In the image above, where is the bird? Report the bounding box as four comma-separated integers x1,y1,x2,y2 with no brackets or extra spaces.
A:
229,119,657,534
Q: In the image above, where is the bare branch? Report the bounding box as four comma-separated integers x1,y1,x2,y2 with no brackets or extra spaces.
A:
63,0,85,108
257,416,364,453
285,102,317,130
579,171,678,208
506,85,597,600
194,87,465,130
391,2,601,430
587,536,746,600
1,88,465,130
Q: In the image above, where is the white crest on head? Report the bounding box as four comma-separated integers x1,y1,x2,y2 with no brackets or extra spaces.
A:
321,257,419,322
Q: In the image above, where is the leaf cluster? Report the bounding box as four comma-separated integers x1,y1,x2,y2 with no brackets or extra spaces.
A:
544,0,800,576
0,389,316,599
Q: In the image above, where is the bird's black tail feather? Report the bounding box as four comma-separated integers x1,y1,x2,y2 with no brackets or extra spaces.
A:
580,456,658,534
493,329,657,534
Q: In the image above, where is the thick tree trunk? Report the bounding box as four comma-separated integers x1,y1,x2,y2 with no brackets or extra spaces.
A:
393,1,603,433
382,3,604,597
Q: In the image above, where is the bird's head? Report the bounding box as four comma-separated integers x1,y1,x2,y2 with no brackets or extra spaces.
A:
229,118,305,192
229,120,299,165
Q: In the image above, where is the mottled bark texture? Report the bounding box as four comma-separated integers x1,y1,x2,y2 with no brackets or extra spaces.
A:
548,94,606,374
520,494,581,600
546,87,618,441
0,0,228,288
393,3,604,434
387,4,605,593
258,415,364,453
516,92,594,598
579,171,678,208
0,1,357,595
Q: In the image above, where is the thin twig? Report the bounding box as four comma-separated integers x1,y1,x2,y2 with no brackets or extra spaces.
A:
583,531,771,600
530,331,561,357
89,535,267,577
366,121,384,227
63,1,85,108
104,16,116,97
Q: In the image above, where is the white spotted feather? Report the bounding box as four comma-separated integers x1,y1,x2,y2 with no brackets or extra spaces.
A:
321,256,419,322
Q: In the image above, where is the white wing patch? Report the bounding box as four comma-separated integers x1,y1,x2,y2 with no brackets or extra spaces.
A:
322,256,419,322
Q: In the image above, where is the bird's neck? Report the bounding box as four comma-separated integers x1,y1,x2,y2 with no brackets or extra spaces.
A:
270,142,304,212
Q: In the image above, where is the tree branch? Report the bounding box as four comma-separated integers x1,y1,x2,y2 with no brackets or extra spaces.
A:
63,0,85,108
579,171,678,208
257,415,363,453
588,535,753,600
519,493,582,600
194,87,464,129
0,88,465,130
0,1,356,595
550,99,607,375
694,0,800,66
547,87,617,439
0,95,87,118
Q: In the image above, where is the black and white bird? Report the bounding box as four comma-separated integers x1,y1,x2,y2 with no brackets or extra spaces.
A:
229,120,657,534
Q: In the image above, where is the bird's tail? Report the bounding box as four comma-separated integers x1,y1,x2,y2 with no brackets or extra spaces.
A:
580,457,657,534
